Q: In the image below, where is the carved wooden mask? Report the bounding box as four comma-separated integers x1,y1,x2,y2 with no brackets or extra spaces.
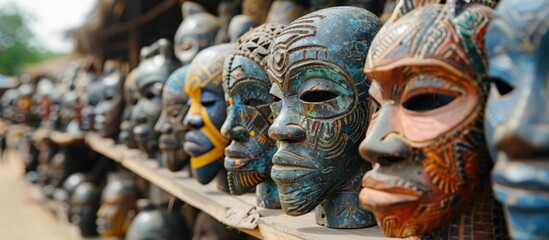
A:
221,24,286,208
485,0,549,238
359,1,494,237
266,7,381,220
183,44,233,184
94,60,125,139
132,39,178,158
174,2,221,65
120,69,139,148
96,180,137,237
71,182,100,237
154,66,190,172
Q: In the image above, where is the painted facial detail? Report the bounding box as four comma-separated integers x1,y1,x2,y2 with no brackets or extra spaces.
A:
154,66,190,171
94,60,125,139
359,3,493,237
485,0,549,239
266,7,380,216
183,44,233,184
132,39,177,158
221,24,285,196
96,180,137,237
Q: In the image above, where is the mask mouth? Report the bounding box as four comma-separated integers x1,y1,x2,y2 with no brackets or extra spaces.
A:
183,131,213,157
492,157,549,210
159,134,177,150
95,217,109,233
227,170,269,195
271,148,316,169
224,143,254,169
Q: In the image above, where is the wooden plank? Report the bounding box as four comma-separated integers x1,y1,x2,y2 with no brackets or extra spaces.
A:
49,131,85,146
32,128,50,142
9,125,391,240
258,212,389,240
85,133,126,162
83,134,390,240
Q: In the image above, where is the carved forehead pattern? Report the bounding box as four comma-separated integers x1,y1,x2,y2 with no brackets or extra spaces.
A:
267,7,381,90
236,24,286,68
267,14,326,88
185,45,232,91
366,3,492,85
488,0,549,55
223,23,286,92
165,66,188,94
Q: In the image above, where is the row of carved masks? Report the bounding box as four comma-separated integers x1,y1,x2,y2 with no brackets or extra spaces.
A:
119,1,306,174
131,39,179,159
154,2,221,173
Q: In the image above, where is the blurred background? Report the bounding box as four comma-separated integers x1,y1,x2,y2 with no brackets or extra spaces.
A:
0,0,96,77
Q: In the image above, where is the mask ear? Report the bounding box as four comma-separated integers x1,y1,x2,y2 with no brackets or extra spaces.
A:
385,0,441,26
139,39,176,68
182,1,207,18
452,3,494,88
448,0,498,16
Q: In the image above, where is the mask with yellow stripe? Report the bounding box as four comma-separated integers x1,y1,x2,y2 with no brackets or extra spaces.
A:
183,44,233,185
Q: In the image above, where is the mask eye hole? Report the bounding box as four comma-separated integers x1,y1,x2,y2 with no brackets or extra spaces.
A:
299,90,339,103
201,100,215,107
492,77,514,96
145,92,156,100
182,42,193,51
272,96,281,102
244,99,266,107
403,93,456,112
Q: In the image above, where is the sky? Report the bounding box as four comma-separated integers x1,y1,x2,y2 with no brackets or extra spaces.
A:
0,0,97,53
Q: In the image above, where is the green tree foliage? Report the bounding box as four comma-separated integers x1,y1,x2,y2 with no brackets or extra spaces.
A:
0,5,59,76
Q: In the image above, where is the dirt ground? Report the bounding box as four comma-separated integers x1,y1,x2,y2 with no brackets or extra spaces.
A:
0,150,70,240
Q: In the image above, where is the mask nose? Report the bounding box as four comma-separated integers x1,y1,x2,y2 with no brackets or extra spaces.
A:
359,103,410,166
221,108,248,142
154,113,172,134
494,123,549,158
183,114,204,130
156,121,173,134
221,124,248,142
267,106,306,142
132,105,147,125
493,84,549,159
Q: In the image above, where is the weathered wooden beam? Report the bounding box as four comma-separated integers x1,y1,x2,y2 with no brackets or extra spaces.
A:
99,0,178,39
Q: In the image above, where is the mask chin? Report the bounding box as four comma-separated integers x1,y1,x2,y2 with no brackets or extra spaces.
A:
192,160,223,184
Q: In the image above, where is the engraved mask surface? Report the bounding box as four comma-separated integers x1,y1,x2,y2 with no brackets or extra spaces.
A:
485,0,549,238
94,60,125,139
359,2,496,237
183,44,232,184
132,39,177,158
221,24,285,198
266,7,381,216
154,66,190,171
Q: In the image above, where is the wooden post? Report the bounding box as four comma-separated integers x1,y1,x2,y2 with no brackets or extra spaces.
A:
128,0,142,69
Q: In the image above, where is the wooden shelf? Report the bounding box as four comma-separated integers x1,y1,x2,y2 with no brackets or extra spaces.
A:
31,128,390,240
49,131,85,146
